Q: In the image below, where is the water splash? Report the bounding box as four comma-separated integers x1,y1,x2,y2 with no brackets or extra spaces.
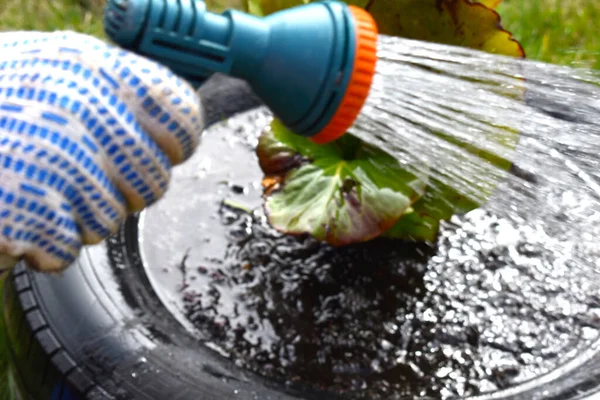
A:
136,109,600,399
350,35,600,277
133,37,600,399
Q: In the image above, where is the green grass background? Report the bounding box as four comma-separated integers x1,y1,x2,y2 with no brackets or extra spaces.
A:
498,0,600,69
0,0,599,399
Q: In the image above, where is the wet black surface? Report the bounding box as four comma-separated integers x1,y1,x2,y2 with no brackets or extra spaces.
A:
180,208,600,399
139,109,600,399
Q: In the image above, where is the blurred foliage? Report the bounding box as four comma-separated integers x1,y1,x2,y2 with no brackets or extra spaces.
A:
245,0,524,57
0,0,106,37
498,0,600,69
1,0,597,67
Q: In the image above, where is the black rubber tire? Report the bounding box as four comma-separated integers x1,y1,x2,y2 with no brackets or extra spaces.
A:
4,73,600,400
0,74,312,400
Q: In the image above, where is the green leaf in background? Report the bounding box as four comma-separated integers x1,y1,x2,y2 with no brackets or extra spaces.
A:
204,0,251,13
257,121,428,246
242,0,523,57
244,0,304,16
476,0,502,9
363,0,524,58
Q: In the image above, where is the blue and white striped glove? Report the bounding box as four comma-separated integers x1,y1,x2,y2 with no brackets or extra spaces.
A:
0,31,203,273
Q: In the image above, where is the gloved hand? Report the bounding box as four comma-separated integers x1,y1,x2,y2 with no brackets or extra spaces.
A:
0,31,203,273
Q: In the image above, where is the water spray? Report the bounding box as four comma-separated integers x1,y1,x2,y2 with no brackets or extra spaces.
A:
103,0,378,144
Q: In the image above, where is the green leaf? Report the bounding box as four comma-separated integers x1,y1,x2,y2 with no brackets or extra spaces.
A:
257,121,428,246
475,0,502,9
243,0,524,58
245,0,305,16
364,0,524,58
204,0,250,13
383,179,480,242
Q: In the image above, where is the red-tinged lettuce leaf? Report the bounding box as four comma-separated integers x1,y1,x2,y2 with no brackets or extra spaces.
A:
249,0,523,245
363,0,524,58
243,0,523,58
257,120,428,246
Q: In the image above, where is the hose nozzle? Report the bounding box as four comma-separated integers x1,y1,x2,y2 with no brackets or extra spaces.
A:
103,0,377,143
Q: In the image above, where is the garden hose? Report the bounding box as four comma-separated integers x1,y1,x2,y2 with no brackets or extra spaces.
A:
103,0,378,144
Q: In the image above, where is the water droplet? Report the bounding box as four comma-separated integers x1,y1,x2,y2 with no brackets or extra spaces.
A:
370,359,382,373
436,366,453,378
381,339,393,351
383,321,398,334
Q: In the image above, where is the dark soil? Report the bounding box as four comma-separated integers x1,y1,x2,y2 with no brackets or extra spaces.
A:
140,109,600,399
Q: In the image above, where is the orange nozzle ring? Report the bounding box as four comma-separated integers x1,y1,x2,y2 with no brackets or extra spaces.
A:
310,6,378,144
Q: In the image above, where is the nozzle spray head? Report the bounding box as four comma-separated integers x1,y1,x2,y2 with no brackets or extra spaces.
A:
103,0,377,144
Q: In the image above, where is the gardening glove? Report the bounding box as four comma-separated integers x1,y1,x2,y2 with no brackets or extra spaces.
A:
0,31,203,273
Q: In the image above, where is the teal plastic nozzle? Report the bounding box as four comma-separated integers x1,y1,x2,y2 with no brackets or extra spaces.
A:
103,0,377,143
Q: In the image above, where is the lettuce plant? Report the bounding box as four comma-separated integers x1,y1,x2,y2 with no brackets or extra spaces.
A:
214,0,525,245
